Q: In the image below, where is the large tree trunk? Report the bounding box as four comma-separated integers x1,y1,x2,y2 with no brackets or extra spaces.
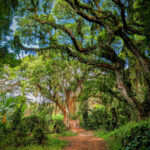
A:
115,70,143,120
64,91,76,128
55,100,70,127
66,90,76,116
68,97,76,115
55,100,66,118
54,104,58,115
122,36,150,117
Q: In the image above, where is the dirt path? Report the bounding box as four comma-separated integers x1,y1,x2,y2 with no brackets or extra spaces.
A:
60,128,107,150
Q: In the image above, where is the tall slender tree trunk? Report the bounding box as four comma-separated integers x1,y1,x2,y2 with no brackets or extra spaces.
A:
55,104,58,115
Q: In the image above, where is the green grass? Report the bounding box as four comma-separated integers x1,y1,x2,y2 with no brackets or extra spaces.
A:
95,118,150,150
5,131,76,150
94,129,109,137
62,130,77,137
5,134,67,150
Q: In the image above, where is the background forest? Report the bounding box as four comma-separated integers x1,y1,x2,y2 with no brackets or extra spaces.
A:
0,0,150,150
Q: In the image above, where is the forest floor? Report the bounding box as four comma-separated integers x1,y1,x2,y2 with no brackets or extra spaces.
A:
60,127,107,150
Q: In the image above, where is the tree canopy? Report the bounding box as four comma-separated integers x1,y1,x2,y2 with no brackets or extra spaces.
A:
1,1,150,149
12,0,150,119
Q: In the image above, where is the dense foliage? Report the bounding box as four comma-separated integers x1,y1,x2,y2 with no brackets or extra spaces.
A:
0,105,49,148
96,119,150,150
1,0,150,149
122,122,150,150
53,120,67,133
13,0,150,120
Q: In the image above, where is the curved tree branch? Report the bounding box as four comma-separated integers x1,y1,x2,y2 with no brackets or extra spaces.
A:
34,17,98,52
14,35,67,51
66,47,120,70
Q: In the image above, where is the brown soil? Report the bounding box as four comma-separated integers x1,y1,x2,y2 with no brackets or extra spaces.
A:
60,128,107,150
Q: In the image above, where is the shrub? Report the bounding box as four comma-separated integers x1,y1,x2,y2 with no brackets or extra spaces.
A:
0,122,6,133
11,108,23,130
0,114,49,147
81,107,113,130
15,120,29,136
0,122,5,148
15,136,31,146
96,119,150,150
122,122,150,150
53,120,66,133
33,126,48,144
23,115,48,132
14,115,49,145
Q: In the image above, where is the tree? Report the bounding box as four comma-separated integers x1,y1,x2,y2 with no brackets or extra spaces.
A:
20,51,89,126
0,0,18,44
0,64,21,94
14,0,150,119
0,0,19,68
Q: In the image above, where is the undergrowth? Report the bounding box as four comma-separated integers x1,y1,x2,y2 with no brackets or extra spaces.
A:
5,135,67,150
95,118,150,150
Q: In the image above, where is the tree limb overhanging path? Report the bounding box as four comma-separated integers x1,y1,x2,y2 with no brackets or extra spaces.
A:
14,0,150,120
